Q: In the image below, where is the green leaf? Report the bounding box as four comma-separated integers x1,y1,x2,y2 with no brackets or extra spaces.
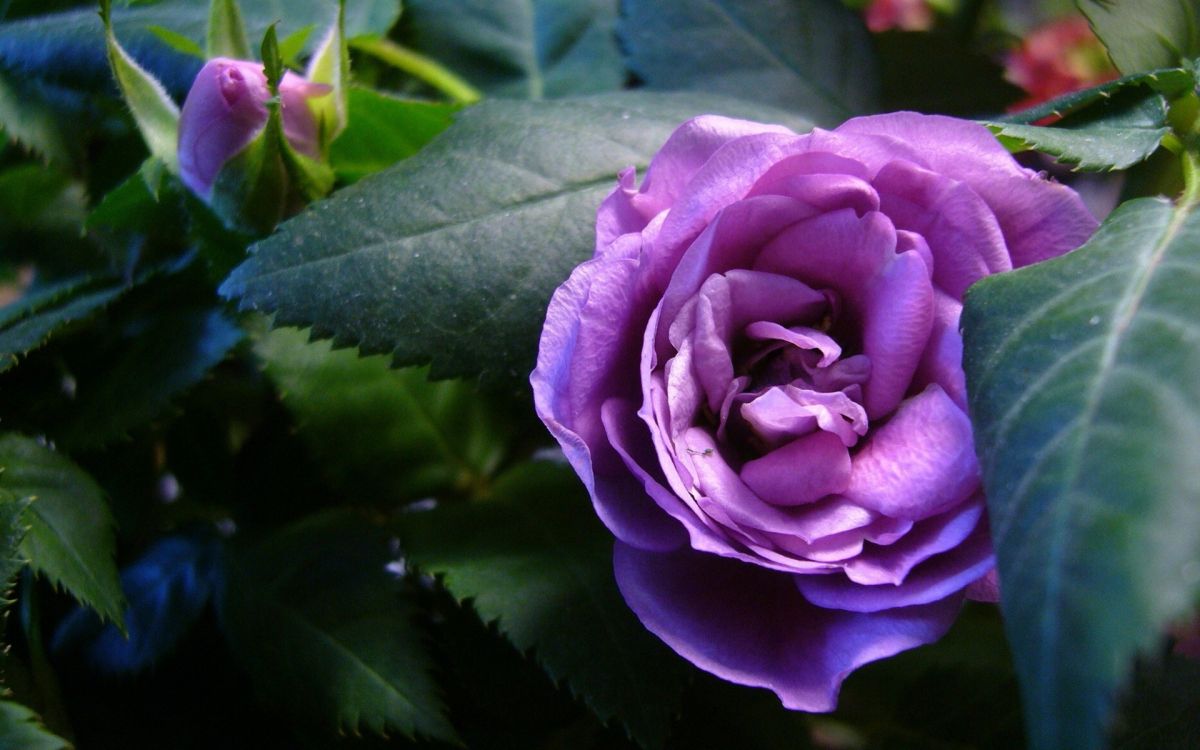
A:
962,197,1200,750
400,461,688,748
54,307,244,450
328,87,456,182
220,91,812,386
146,24,204,58
101,0,181,171
254,325,509,503
1001,67,1194,126
1078,0,1200,74
0,488,30,598
218,511,457,742
206,0,251,59
0,164,87,236
0,276,128,374
0,701,70,750
618,0,878,125
986,87,1172,171
396,0,624,99
0,70,78,166
0,434,125,629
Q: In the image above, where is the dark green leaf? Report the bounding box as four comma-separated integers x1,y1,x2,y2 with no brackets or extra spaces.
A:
0,69,80,165
254,325,509,503
0,0,401,98
329,87,456,183
400,461,688,748
0,701,69,750
218,511,456,741
0,276,128,374
1001,67,1193,125
0,488,29,598
986,87,1171,171
0,434,125,629
962,197,1200,750
619,0,878,125
1078,0,1200,74
147,24,205,58
397,0,624,99
221,91,812,387
54,306,244,449
0,163,87,236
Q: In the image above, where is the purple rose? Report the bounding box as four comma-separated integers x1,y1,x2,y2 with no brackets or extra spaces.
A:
532,113,1097,710
177,57,329,200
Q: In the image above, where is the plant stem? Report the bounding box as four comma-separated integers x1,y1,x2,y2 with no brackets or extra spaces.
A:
350,37,481,105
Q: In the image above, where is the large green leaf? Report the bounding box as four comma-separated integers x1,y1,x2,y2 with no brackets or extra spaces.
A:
0,488,29,596
0,701,69,750
329,87,456,183
0,0,399,97
254,325,509,503
218,511,456,742
962,197,1200,750
986,87,1172,171
400,461,688,748
618,0,878,125
396,0,624,99
1078,0,1200,74
0,434,125,629
221,91,812,387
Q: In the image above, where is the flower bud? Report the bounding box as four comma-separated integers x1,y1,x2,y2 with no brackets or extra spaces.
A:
177,57,329,201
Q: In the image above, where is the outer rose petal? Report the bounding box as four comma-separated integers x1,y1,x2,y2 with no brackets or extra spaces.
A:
615,543,963,711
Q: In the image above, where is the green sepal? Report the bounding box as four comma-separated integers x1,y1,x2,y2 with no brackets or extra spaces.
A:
206,0,252,60
99,0,181,172
304,0,349,146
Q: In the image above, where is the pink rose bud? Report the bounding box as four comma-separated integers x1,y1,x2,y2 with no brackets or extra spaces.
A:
177,57,329,200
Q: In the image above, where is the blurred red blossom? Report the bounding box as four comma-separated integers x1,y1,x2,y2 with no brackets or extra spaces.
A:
864,0,934,32
1005,15,1118,112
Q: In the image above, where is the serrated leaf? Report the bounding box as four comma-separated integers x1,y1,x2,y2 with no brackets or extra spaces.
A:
0,434,125,629
0,488,30,597
218,511,456,742
254,325,509,503
619,0,878,125
0,700,70,750
397,0,624,99
1078,0,1200,74
400,461,688,749
328,87,456,182
54,306,244,450
1001,67,1194,126
51,533,220,675
0,0,401,98
0,276,129,374
0,69,79,165
986,87,1171,171
962,197,1200,750
220,91,813,387
206,0,251,59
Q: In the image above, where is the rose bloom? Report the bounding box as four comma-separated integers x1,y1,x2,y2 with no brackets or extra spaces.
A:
864,0,934,33
1006,15,1118,112
177,57,329,200
532,113,1097,709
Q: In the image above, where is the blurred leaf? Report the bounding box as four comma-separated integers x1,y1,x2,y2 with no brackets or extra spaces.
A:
619,0,877,125
0,275,129,374
0,0,401,98
303,0,348,142
0,69,80,165
220,91,811,388
218,510,457,742
0,488,28,596
329,87,455,183
0,434,125,630
986,87,1171,171
52,532,221,675
254,325,509,503
1078,0,1200,74
0,700,69,750
1002,66,1194,125
962,197,1200,750
874,31,1021,116
147,24,204,58
400,461,688,748
397,0,624,99
206,0,251,59
0,163,87,236
55,306,244,450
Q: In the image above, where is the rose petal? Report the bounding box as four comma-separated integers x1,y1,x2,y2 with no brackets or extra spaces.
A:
844,497,986,585
860,248,935,418
615,542,964,711
741,431,852,506
844,385,979,519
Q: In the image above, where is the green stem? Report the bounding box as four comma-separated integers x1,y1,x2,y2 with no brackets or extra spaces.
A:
350,37,481,105
1180,147,1200,208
